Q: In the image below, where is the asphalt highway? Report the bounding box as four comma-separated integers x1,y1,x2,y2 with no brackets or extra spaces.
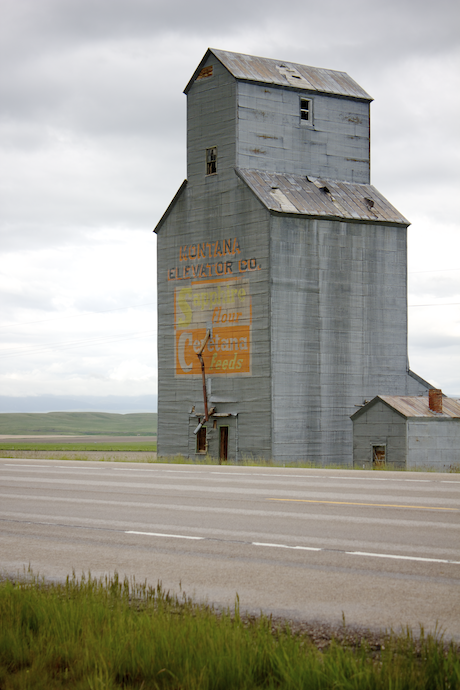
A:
1,459,459,639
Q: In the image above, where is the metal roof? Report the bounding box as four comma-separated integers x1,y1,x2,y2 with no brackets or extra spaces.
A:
236,169,409,225
185,49,372,101
352,395,460,420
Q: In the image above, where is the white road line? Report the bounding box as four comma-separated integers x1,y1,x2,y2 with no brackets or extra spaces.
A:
2,512,458,561
211,472,310,478
56,466,101,470
125,531,204,540
404,480,431,483
2,463,459,486
112,468,160,472
346,551,460,565
252,542,322,551
328,476,363,480
210,472,249,475
4,464,53,468
329,476,430,483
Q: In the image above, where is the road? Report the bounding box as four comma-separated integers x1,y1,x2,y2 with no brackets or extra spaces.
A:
1,459,459,639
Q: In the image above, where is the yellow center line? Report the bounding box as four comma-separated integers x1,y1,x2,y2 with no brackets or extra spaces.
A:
268,498,459,512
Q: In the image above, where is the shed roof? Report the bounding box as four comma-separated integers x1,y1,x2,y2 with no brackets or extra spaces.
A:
185,49,372,101
236,169,409,225
351,395,460,421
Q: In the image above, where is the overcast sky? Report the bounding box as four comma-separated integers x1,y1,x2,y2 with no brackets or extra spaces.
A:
1,0,459,412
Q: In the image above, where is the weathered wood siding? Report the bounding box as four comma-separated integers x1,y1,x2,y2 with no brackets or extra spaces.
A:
157,180,273,459
407,420,460,470
270,216,421,465
236,82,370,183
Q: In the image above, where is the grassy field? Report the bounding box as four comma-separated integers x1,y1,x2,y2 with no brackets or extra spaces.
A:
0,411,157,436
0,442,157,453
1,573,458,690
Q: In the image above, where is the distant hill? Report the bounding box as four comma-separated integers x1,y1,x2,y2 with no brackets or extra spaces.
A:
0,412,157,436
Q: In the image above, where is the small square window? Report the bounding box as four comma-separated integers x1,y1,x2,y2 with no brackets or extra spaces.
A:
196,426,207,453
300,98,312,123
206,147,217,175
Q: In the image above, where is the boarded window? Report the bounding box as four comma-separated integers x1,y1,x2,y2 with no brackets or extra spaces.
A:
206,147,217,175
196,65,213,80
300,98,312,123
372,445,386,468
196,426,207,453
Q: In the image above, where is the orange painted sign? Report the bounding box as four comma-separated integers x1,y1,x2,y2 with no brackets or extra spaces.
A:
174,277,251,376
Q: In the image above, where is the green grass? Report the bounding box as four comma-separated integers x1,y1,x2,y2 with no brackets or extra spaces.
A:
0,573,458,690
0,411,157,436
0,442,157,452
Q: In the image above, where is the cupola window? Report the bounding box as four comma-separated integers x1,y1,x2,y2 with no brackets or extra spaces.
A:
300,98,312,123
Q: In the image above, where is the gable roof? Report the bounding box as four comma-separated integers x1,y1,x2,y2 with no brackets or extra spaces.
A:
185,48,372,101
351,395,460,421
153,180,187,234
236,169,409,225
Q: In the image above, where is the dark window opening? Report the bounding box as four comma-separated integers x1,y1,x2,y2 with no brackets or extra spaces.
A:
300,98,312,123
372,444,386,468
196,426,207,453
206,147,217,175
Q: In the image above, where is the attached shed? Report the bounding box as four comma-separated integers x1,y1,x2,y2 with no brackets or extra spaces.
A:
351,390,460,471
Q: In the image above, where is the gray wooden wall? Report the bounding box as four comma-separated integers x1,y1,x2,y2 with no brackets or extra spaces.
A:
236,82,370,183
407,420,460,470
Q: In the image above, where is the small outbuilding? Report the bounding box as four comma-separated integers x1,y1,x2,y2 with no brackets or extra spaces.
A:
351,389,460,471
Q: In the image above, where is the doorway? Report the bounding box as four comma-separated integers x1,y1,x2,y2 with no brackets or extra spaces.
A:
219,426,228,463
372,444,386,468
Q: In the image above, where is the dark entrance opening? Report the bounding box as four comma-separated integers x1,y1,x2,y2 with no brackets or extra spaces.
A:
219,426,228,463
372,444,386,468
196,426,207,453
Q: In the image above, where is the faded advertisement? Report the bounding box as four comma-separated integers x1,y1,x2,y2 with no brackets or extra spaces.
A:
174,277,252,376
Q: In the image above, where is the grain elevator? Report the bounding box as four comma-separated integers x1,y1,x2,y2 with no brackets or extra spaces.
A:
154,48,432,465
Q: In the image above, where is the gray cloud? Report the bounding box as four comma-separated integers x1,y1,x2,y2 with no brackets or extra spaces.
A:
0,0,458,405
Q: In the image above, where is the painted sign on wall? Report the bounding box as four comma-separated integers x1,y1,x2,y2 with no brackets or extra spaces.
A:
174,276,251,376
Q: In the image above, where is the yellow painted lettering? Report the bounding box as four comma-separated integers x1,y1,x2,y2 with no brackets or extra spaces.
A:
177,288,192,326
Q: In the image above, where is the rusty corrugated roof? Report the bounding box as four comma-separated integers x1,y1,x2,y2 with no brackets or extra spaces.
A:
354,395,460,419
185,49,372,101
236,169,409,225
379,395,460,419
